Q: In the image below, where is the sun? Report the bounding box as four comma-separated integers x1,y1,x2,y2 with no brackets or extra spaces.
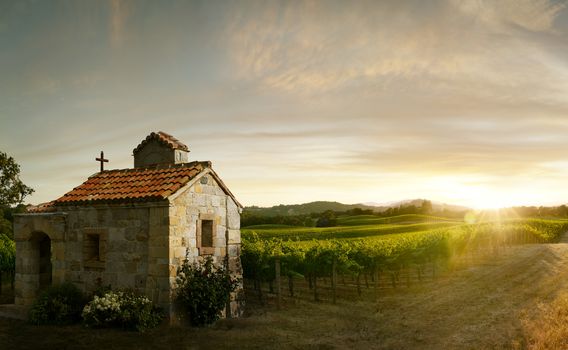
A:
429,176,517,210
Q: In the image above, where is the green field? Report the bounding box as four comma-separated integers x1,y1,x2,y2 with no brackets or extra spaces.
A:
240,214,568,290
242,214,463,241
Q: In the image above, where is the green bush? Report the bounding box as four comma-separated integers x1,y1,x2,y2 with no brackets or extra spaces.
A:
0,234,15,274
82,290,163,332
29,282,86,325
175,256,238,326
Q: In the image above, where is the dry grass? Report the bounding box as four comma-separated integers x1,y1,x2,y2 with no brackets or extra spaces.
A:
4,242,568,349
519,293,568,350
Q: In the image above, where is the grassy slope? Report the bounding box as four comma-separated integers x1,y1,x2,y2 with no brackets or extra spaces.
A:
336,213,460,226
242,214,463,242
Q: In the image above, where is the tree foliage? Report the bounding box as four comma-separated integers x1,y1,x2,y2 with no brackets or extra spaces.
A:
0,151,34,206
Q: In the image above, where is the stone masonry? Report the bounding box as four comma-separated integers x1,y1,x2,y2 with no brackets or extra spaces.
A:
13,131,244,319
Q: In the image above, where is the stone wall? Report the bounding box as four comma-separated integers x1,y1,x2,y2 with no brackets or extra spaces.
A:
169,172,244,318
14,203,171,309
14,213,67,306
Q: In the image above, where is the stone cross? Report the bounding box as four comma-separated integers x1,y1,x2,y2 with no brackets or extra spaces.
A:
96,151,109,172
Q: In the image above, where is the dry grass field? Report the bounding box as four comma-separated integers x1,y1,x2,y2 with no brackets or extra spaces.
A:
3,241,568,349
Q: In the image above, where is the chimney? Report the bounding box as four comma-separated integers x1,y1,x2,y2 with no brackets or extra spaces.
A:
132,131,189,168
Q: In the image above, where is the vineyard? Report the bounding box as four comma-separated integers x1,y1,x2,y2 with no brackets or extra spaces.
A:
241,215,568,304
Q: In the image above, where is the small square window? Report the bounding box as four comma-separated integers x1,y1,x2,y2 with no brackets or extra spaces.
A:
83,230,106,269
85,234,100,261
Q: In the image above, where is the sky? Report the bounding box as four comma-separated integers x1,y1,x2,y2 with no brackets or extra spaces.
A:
2,0,568,209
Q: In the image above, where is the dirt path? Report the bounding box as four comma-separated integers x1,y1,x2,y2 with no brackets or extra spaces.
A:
3,240,568,349
251,238,568,349
381,242,568,349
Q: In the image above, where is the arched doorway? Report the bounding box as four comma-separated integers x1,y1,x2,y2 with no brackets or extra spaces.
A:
31,232,52,290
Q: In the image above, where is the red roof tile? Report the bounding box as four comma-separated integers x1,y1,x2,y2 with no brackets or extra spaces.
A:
54,161,208,205
133,131,189,154
27,201,57,213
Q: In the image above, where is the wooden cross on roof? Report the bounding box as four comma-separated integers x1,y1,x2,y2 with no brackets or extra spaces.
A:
96,151,109,172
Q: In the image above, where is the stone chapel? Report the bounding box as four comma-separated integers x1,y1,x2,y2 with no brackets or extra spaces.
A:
13,131,244,318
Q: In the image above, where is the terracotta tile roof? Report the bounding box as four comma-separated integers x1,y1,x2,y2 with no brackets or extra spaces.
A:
27,201,57,213
133,131,189,154
53,161,209,205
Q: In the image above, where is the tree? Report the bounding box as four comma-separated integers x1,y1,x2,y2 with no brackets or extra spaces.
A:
316,210,337,227
0,151,34,206
421,200,433,214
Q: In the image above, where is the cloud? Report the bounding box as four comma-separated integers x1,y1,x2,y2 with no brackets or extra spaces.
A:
225,0,568,102
450,0,565,33
109,0,128,47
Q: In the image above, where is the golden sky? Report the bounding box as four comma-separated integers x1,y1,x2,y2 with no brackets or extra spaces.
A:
2,0,568,209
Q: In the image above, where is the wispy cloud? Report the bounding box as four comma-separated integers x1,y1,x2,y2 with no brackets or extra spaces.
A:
109,0,128,47
450,0,565,33
226,0,568,101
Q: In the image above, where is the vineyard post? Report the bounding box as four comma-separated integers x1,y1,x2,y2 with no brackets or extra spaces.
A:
332,257,337,304
288,275,294,297
374,268,379,302
356,272,361,297
432,257,436,280
275,257,281,310
313,274,319,302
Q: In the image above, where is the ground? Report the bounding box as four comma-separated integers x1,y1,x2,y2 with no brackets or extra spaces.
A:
3,239,568,349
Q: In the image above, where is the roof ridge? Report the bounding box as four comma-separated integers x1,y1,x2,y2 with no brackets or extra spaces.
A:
90,161,211,175
133,131,189,154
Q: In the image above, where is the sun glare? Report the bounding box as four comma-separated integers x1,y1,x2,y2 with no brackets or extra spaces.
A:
429,176,519,210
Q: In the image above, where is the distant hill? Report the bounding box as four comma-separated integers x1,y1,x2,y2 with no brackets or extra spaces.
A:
244,199,470,217
363,198,469,213
244,201,378,216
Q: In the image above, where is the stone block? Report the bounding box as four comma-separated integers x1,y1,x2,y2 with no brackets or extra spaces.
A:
169,264,178,277
149,246,168,258
103,272,118,288
136,232,148,241
169,215,180,226
125,262,138,274
228,229,241,244
227,203,240,229
148,264,168,276
194,194,206,207
67,230,78,241
157,277,171,290
170,247,186,259
116,274,134,288
211,195,221,207
125,227,138,241
135,274,146,289
69,260,81,271
228,244,240,257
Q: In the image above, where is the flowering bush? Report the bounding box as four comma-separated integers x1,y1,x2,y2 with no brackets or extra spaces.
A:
82,290,162,331
175,256,239,326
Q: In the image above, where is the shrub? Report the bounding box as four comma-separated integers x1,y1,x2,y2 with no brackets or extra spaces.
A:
0,233,15,274
175,256,238,326
29,282,86,325
82,290,163,331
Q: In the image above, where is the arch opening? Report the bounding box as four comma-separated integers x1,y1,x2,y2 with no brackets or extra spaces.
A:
31,232,52,291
